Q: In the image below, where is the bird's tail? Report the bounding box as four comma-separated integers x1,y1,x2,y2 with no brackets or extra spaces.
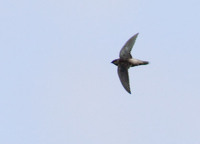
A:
129,58,149,67
140,60,149,65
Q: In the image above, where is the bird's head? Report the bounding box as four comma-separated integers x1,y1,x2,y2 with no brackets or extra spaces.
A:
111,59,119,66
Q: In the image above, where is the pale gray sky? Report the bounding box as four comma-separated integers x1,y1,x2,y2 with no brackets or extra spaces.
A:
0,0,200,144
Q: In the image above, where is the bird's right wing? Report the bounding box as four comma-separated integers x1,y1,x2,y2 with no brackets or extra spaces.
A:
117,63,131,94
119,33,139,59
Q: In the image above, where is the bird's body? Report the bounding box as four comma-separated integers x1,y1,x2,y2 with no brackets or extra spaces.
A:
112,58,149,67
111,33,149,94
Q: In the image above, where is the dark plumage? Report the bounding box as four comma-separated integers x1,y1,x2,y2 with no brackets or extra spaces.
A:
111,33,149,94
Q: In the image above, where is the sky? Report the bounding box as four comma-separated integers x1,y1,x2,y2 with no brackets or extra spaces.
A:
0,0,200,144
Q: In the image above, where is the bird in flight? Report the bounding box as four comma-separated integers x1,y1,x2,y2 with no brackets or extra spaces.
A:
111,33,149,94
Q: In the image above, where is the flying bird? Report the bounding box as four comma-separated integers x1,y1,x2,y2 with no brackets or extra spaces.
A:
111,33,149,94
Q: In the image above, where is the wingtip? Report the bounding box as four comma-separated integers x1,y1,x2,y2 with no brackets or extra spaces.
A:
132,33,139,38
127,90,131,94
133,33,139,39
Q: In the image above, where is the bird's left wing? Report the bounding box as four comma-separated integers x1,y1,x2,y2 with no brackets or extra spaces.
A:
119,33,139,59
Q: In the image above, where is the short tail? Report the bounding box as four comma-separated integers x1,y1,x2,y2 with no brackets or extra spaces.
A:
129,58,149,67
141,61,149,65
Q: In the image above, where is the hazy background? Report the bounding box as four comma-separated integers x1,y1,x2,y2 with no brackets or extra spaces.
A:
1,0,200,144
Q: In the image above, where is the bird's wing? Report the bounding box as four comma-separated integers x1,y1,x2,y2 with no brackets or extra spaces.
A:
119,33,139,59
117,63,131,94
